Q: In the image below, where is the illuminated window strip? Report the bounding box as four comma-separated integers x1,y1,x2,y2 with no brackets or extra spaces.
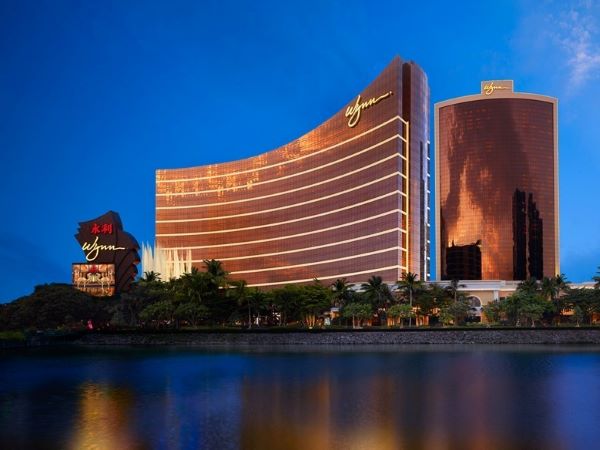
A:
160,210,403,247
164,228,402,261
230,247,401,274
157,115,408,183
157,172,402,221
246,265,406,287
157,191,402,236
185,241,408,264
188,242,408,264
157,151,401,203
157,134,405,199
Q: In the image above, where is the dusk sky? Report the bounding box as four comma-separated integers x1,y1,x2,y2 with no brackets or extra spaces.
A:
1,0,599,302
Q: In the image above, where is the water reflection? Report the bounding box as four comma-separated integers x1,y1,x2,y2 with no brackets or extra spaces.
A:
70,383,141,450
0,347,599,449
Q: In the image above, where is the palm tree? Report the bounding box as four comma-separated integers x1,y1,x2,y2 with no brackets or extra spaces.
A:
396,272,423,327
593,267,600,289
555,273,570,292
248,289,268,326
444,278,466,303
178,267,207,304
140,271,161,283
361,276,393,310
518,277,539,294
331,278,351,307
540,274,570,323
541,277,559,302
203,259,229,291
228,280,251,328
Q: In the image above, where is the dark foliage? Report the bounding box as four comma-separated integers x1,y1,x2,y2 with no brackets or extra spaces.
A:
0,284,115,331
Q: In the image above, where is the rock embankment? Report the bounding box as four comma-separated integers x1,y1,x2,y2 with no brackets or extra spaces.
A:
72,329,600,346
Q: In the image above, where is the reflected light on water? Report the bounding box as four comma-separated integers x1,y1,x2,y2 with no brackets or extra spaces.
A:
69,383,140,450
0,347,598,449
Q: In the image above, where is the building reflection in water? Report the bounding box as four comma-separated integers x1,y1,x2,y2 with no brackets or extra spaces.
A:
2,349,598,449
240,371,403,449
69,382,145,450
237,352,568,450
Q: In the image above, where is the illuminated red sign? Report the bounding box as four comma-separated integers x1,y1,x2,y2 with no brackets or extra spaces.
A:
91,223,114,235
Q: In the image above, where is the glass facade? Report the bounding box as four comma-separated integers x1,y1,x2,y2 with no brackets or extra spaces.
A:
435,88,558,281
156,57,430,287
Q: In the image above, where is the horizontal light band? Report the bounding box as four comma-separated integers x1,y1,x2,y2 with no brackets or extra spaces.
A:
156,191,402,236
230,247,400,274
164,228,401,261
159,210,403,248
157,115,408,183
157,172,402,220
245,265,406,287
157,151,402,203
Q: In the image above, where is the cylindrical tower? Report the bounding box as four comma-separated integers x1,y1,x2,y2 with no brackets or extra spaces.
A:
435,81,559,281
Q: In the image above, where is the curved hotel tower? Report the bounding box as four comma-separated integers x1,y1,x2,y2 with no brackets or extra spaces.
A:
156,57,431,287
435,81,558,281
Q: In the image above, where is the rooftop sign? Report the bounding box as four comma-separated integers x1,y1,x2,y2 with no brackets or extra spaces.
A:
481,80,514,96
345,91,393,127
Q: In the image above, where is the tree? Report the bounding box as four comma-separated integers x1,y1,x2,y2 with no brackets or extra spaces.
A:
541,277,559,303
541,276,559,324
247,288,269,326
502,291,549,327
118,280,166,327
563,288,600,325
203,259,229,291
177,268,210,304
361,276,394,310
228,280,252,328
482,300,501,324
196,262,234,324
555,273,570,294
140,299,175,327
140,271,161,283
387,304,414,327
501,293,522,326
444,278,466,304
573,305,584,327
331,278,353,307
342,303,372,329
517,277,539,295
519,295,547,327
174,302,209,327
299,283,332,328
271,285,303,326
0,284,111,331
396,272,423,327
594,267,600,289
541,274,570,323
440,299,471,326
415,283,449,325
439,308,454,327
554,274,570,322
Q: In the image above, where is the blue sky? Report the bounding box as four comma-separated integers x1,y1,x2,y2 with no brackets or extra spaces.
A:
1,0,599,301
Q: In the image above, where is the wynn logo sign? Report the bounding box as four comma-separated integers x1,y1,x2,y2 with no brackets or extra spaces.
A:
73,211,139,295
345,91,393,127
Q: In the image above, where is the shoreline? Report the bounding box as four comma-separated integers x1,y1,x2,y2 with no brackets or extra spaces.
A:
4,328,600,348
71,328,600,346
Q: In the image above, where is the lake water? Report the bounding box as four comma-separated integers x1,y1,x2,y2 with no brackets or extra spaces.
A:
1,345,600,449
